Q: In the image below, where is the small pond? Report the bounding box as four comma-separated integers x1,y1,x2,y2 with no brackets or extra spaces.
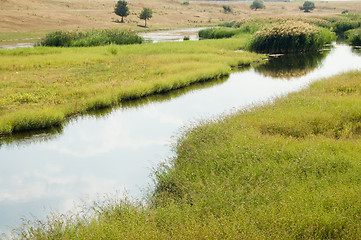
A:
0,44,360,237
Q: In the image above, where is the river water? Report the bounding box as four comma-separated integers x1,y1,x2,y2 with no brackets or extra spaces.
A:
0,44,360,237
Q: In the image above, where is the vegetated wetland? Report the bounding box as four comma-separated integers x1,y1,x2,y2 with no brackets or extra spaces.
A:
1,43,361,238
1,0,361,238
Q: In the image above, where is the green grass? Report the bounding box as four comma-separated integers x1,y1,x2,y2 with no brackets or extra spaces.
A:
345,28,361,46
0,36,264,136
198,28,244,39
332,14,361,36
16,71,361,239
198,24,260,40
37,29,144,47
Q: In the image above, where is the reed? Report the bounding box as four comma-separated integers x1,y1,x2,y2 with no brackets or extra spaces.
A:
38,29,144,47
198,28,242,39
248,21,335,53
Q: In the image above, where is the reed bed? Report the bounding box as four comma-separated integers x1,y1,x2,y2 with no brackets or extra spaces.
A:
38,29,144,47
248,21,335,53
0,37,264,136
15,71,361,239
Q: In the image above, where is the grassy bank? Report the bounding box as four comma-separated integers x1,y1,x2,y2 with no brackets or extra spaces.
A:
17,71,361,239
0,36,264,136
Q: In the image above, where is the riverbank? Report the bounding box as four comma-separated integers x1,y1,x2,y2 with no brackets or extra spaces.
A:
18,70,361,239
0,36,264,136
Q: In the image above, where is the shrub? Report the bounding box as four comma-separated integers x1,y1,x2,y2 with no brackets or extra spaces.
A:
248,21,335,54
223,5,232,13
299,1,315,12
238,23,261,34
345,28,361,46
218,20,237,28
198,28,242,39
333,19,361,35
38,29,143,47
183,36,190,41
181,1,189,5
250,0,265,10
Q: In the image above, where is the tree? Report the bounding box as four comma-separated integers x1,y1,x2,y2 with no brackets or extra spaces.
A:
223,5,232,13
114,0,129,23
299,1,315,12
250,0,265,10
139,8,152,27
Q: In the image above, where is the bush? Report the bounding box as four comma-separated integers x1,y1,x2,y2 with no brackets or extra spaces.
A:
181,1,189,5
299,1,315,12
238,23,261,34
250,0,265,10
248,21,335,54
223,5,232,13
198,28,242,39
39,29,144,47
345,28,361,46
333,19,361,35
218,21,237,28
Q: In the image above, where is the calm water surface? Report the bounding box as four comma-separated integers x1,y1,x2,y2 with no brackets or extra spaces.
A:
0,44,360,236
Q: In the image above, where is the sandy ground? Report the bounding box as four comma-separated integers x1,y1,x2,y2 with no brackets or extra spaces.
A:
0,0,360,34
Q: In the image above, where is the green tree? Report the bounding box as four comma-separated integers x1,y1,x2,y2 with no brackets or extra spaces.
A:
139,8,152,27
114,0,129,23
299,1,315,12
250,0,265,10
223,5,232,13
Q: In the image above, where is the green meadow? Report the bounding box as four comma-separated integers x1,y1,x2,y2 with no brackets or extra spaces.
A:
17,70,361,239
0,36,264,136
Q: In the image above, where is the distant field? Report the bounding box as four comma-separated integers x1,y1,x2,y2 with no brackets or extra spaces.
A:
0,0,360,36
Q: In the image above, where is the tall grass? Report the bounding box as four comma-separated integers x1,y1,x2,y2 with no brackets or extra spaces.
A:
199,23,260,40
248,21,335,53
345,28,361,46
198,28,243,39
15,71,361,239
0,36,264,136
38,29,144,47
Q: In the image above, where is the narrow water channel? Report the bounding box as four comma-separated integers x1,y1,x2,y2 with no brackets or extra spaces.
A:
0,44,360,236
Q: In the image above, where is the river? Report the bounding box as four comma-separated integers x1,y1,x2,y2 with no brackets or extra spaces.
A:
0,44,360,237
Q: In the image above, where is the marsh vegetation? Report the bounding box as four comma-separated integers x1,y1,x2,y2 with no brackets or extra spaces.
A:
38,29,144,47
1,0,361,238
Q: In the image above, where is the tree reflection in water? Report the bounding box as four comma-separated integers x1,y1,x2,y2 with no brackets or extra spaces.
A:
255,48,331,79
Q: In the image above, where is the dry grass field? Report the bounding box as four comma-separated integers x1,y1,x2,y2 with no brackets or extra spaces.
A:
0,0,360,35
